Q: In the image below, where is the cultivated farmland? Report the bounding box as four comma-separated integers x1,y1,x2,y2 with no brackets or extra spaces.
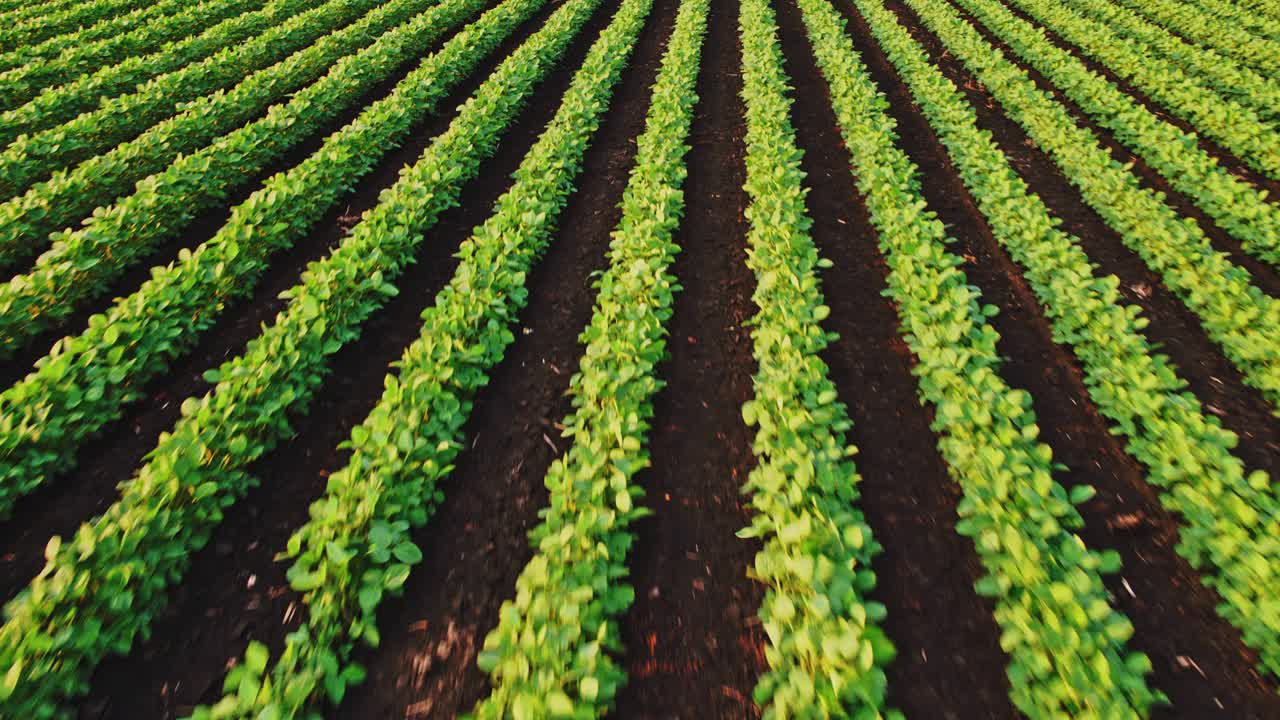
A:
0,0,1277,716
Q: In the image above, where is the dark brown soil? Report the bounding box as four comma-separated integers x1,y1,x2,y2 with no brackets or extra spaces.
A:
870,0,1280,714
774,0,1021,717
333,0,679,716
613,0,767,714
941,0,1280,298
0,1,567,609
69,4,628,717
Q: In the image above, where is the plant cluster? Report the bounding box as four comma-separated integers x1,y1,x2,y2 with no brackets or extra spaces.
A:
0,0,604,711
0,0,263,112
472,0,703,715
991,0,1280,183
958,0,1280,263
0,0,145,54
0,0,533,517
0,0,470,350
191,0,664,715
902,0,1280,414
807,0,1161,714
735,0,898,716
0,0,371,196
859,0,1280,683
1112,0,1280,75
1060,0,1280,126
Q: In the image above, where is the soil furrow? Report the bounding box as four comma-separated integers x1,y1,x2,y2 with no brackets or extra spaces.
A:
772,0,1020,716
613,0,766,713
835,0,1280,713
332,0,677,715
0,0,560,609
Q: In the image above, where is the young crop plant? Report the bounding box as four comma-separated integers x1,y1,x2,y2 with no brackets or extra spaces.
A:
0,0,541,518
989,0,1280,184
472,0,705,715
1059,0,1280,126
0,0,605,712
188,0,663,714
899,0,1280,416
0,0,312,145
800,0,1163,715
0,0,378,197
0,0,265,112
954,0,1280,265
0,0,480,351
856,0,1280,684
734,0,897,716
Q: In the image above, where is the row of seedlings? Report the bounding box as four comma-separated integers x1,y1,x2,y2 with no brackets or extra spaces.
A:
0,0,378,195
1111,0,1280,74
1059,0,1280,125
0,0,607,713
900,0,1280,414
0,0,312,145
798,0,1162,714
954,0,1280,263
856,0,1280,683
735,0,897,714
0,0,147,54
0,0,548,516
469,0,705,714
0,0,266,111
991,0,1280,182
0,0,485,350
188,0,661,713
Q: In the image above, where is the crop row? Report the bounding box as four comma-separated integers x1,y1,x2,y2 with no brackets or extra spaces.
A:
902,0,1280,414
0,0,314,148
0,0,520,517
0,0,266,112
859,0,1280,685
0,0,85,29
1060,0,1280,126
0,0,370,274
994,0,1280,183
0,0,145,54
1111,0,1280,75
0,0,367,195
1189,0,1280,40
186,1,660,714
806,0,1161,714
471,0,701,715
956,0,1280,264
0,0,192,76
1232,0,1280,22
0,0,466,350
0,0,603,712
735,0,898,716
